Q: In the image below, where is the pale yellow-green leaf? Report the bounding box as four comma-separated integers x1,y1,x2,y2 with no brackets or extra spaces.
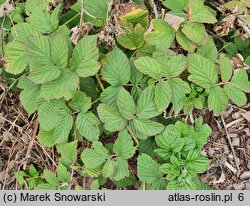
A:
117,87,136,120
97,104,127,132
76,112,100,142
208,86,228,115
155,81,172,112
188,54,218,88
181,21,209,45
224,84,247,106
145,19,175,49
219,54,233,82
40,69,78,100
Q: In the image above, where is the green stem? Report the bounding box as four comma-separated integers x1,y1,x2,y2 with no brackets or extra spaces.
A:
95,74,105,92
150,0,158,19
126,126,139,147
63,13,80,26
189,112,194,124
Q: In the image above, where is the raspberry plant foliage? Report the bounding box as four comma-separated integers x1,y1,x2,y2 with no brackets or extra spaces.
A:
2,0,250,190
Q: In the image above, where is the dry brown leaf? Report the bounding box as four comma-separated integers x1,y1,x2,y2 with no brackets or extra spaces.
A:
214,15,236,36
0,3,14,17
70,23,94,45
164,14,185,31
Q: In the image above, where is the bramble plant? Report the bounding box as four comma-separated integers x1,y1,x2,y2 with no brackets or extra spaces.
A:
1,0,250,190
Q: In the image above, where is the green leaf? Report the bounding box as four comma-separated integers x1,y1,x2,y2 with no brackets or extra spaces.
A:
132,118,164,137
163,0,188,11
176,30,196,52
25,35,53,65
97,104,127,132
113,129,135,159
130,63,143,84
27,6,53,33
10,3,25,23
224,84,247,106
120,8,149,28
57,164,71,182
81,142,109,168
9,22,38,40
155,81,172,112
29,65,61,84
234,36,250,51
18,77,40,114
224,0,247,13
72,0,111,26
137,154,162,183
113,157,130,181
197,39,218,63
136,85,161,119
182,21,209,45
49,3,62,30
90,179,100,190
188,54,218,88
220,54,233,82
127,121,146,140
52,114,73,145
56,141,78,167
100,86,121,107
38,100,67,131
51,33,68,67
223,42,238,56
185,150,209,173
231,70,250,93
35,184,57,190
157,55,187,78
208,86,228,115
155,125,184,160
116,25,145,50
102,47,131,86
43,170,59,186
189,0,217,23
69,91,92,113
28,164,38,177
138,137,157,157
145,19,175,49
76,112,100,142
168,78,191,114
117,87,136,120
5,41,29,74
38,130,54,147
114,175,137,188
70,35,100,77
85,166,102,177
134,57,162,79
102,158,115,178
40,68,78,101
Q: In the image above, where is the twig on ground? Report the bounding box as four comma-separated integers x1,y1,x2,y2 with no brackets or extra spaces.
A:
23,118,39,170
220,116,240,176
2,140,17,189
229,104,250,115
226,118,245,128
